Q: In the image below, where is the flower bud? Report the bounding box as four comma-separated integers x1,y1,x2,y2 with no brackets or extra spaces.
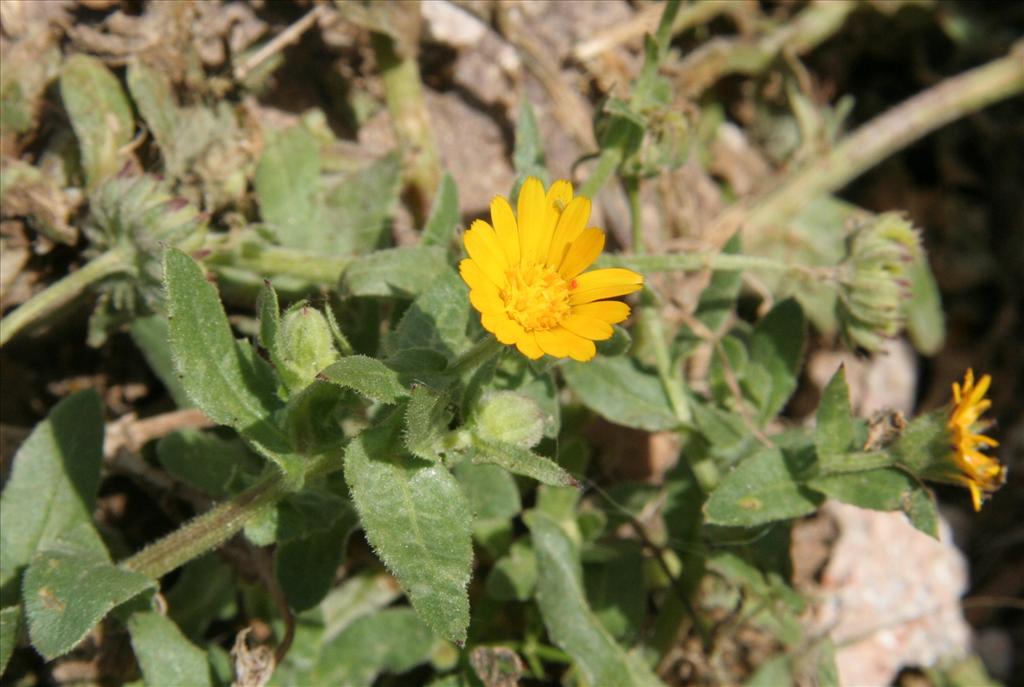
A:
471,391,546,449
275,303,341,393
835,212,920,352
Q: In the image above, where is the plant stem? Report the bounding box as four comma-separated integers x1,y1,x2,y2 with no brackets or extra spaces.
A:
120,451,343,580
446,337,503,379
625,178,693,426
372,28,441,225
676,0,857,95
818,450,898,475
0,250,129,347
120,473,287,579
601,250,825,276
707,43,1024,247
578,146,623,199
203,241,352,285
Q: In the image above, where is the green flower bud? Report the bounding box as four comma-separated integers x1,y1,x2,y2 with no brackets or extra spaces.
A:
835,212,920,352
275,303,341,393
471,391,545,449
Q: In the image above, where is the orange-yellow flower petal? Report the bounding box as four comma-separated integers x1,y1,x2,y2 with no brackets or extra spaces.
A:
945,369,1005,511
571,301,631,324
463,220,508,286
516,177,547,265
515,333,544,360
460,179,641,362
558,227,604,280
489,195,520,266
546,195,591,267
569,268,643,305
561,313,613,341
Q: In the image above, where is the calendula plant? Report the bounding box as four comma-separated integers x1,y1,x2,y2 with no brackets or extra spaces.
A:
0,1,1018,686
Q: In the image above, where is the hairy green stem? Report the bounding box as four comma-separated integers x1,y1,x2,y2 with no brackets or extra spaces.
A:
676,0,857,95
204,242,352,285
601,250,827,276
372,29,441,224
119,473,287,579
446,337,504,379
818,450,898,475
626,178,693,425
0,250,129,347
578,146,623,199
709,43,1024,247
120,452,342,579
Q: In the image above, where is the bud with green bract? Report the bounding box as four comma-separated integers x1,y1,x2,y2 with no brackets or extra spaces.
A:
274,303,341,394
835,212,920,353
471,392,545,449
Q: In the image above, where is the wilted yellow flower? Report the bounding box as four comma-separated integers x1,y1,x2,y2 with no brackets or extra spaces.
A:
948,369,1005,511
459,178,642,361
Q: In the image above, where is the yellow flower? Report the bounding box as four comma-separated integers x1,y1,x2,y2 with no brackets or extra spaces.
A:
948,369,1005,511
459,178,642,362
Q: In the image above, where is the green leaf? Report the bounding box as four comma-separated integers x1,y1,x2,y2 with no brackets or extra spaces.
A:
387,268,473,361
165,555,237,641
60,54,134,187
256,280,280,353
404,385,452,462
130,316,193,408
454,463,521,521
485,539,537,602
276,514,357,613
470,439,577,488
421,173,459,248
254,126,322,248
904,486,939,539
344,417,473,643
126,59,182,176
704,447,823,527
0,604,21,675
563,356,677,431
905,251,945,355
526,511,662,687
584,540,646,641
319,355,409,404
127,611,213,687
163,250,306,483
748,299,805,423
745,655,793,687
305,608,439,687
512,99,547,185
320,571,403,643
342,246,449,298
157,430,261,498
816,366,855,460
808,468,917,511
321,153,402,254
23,545,155,660
0,391,104,597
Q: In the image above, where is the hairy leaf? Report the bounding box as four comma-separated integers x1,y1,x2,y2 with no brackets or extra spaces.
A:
24,545,155,660
704,447,823,527
563,356,677,431
128,611,213,687
319,355,409,404
344,417,473,643
60,54,134,187
526,511,662,687
0,390,104,597
421,173,460,248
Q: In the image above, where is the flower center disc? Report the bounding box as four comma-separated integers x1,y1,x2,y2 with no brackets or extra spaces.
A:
501,264,571,332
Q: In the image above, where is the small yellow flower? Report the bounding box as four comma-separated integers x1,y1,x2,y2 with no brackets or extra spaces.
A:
948,369,1005,511
459,178,642,362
